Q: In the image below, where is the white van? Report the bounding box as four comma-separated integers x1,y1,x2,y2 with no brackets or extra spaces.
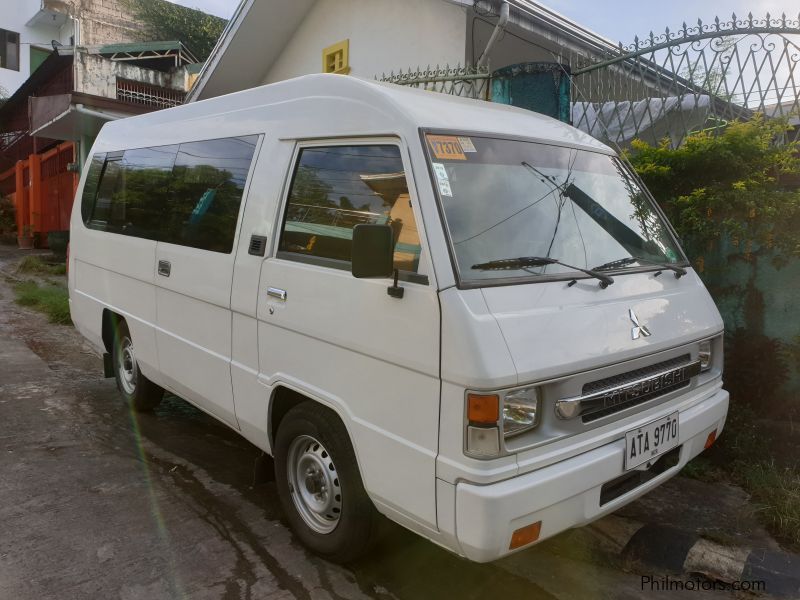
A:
69,74,728,563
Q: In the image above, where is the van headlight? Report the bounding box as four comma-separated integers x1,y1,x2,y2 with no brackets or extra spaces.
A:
699,339,713,371
466,386,541,457
502,387,540,436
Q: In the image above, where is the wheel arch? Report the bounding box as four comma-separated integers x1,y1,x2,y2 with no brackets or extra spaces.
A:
267,384,358,462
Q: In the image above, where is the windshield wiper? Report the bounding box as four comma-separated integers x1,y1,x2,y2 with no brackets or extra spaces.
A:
591,256,687,278
471,256,614,288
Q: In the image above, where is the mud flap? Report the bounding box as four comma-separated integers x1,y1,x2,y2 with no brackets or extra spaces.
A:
253,452,275,486
103,353,114,378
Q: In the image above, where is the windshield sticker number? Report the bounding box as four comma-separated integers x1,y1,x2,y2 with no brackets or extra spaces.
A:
432,162,453,196
428,135,466,161
457,137,477,152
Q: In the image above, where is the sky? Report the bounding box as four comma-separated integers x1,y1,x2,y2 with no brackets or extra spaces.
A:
168,0,798,45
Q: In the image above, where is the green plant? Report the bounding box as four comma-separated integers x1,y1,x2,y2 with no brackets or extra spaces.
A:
120,0,226,62
13,281,71,324
16,256,66,276
626,115,800,263
739,460,800,551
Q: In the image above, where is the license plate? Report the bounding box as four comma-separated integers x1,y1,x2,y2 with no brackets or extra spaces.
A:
624,412,679,470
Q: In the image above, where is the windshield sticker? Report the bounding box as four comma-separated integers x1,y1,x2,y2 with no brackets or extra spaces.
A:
457,137,477,152
432,162,449,181
438,178,453,197
428,135,466,161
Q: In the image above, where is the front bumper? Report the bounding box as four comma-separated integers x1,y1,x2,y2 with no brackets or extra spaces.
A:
453,387,729,562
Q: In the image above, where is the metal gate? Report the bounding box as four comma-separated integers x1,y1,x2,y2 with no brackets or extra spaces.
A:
569,13,800,147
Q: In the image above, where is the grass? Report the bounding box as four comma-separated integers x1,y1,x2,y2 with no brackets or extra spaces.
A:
16,255,66,276
689,403,800,552
13,281,71,325
738,461,800,550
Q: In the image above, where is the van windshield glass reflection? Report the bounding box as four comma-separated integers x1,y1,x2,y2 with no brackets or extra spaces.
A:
424,133,685,284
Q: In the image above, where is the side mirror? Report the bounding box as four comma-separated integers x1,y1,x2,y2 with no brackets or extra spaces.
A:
351,224,394,278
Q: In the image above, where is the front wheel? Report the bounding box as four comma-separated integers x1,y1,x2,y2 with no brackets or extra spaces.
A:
112,320,163,411
274,402,379,563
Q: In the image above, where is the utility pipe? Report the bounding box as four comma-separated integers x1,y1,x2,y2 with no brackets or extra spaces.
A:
477,1,510,70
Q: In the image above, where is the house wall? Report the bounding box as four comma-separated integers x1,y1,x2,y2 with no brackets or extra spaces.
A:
263,0,468,84
0,0,143,97
74,52,189,97
0,0,74,96
78,0,146,46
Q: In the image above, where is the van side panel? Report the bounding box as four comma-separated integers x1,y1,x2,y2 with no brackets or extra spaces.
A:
256,261,442,530
154,243,239,428
69,227,160,383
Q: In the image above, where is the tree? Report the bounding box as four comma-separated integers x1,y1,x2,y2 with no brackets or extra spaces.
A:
121,0,226,62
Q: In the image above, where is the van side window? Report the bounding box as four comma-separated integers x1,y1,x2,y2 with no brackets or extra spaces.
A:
278,145,422,273
80,152,106,224
87,157,122,231
163,136,258,253
81,136,258,251
86,146,179,239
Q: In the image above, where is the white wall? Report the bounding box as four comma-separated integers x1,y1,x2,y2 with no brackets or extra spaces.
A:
264,0,468,84
0,0,74,97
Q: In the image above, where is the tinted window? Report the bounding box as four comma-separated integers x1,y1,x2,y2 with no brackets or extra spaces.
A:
88,158,121,231
80,152,106,224
164,136,258,253
81,136,258,251
279,145,422,272
86,145,178,239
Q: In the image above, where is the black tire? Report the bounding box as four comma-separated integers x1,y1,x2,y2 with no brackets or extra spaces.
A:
111,319,163,411
274,402,379,563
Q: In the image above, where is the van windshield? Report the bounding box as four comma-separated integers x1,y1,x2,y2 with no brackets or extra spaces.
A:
424,133,685,285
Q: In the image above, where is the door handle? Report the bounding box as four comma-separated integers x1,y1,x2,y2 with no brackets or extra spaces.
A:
267,287,287,301
157,260,171,277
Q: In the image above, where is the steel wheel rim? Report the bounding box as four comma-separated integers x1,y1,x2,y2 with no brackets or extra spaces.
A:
118,336,137,396
287,434,342,534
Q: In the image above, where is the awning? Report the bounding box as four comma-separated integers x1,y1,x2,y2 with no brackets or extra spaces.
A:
29,92,147,140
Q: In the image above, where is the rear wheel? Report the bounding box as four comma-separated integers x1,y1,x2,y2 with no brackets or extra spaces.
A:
274,402,379,563
112,320,163,411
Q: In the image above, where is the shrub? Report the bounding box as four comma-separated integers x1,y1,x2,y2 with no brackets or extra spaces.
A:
626,115,800,264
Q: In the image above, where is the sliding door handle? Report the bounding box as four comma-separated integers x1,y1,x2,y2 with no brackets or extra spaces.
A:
157,260,171,277
267,287,287,301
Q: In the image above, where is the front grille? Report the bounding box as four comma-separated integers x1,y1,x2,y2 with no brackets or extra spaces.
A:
581,354,693,423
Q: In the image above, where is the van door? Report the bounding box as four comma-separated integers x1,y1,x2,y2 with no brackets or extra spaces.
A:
257,141,441,529
154,136,259,427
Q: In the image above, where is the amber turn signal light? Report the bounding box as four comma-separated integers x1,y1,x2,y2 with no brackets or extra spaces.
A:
467,393,499,424
704,430,717,449
509,521,542,550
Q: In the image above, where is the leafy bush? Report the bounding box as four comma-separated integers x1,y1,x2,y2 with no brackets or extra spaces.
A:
121,0,226,62
626,115,800,265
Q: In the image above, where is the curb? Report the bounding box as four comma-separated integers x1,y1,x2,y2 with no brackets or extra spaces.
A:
595,518,800,597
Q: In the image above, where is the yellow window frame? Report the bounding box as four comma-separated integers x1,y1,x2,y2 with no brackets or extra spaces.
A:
322,39,350,75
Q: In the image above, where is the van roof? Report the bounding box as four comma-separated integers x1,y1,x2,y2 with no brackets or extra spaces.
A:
99,74,612,154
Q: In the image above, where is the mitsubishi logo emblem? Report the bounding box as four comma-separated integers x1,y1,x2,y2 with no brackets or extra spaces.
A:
629,309,651,340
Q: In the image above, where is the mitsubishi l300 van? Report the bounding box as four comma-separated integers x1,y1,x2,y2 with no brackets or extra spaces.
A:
69,74,728,563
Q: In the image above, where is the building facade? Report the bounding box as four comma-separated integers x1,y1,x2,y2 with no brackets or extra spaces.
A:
0,0,147,97
0,0,205,248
